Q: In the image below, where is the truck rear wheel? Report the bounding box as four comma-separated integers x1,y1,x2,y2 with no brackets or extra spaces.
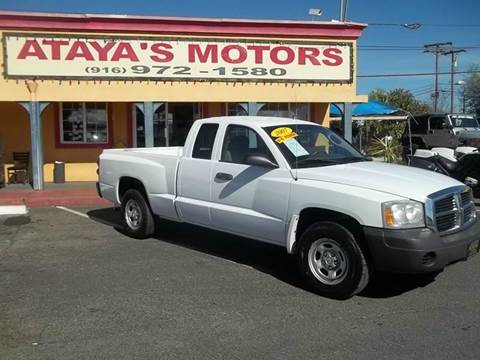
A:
119,189,155,239
297,221,370,299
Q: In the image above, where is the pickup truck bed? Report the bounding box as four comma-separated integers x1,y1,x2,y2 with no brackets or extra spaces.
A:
100,146,183,221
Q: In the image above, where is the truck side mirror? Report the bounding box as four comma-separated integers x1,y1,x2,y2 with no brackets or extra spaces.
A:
244,154,279,168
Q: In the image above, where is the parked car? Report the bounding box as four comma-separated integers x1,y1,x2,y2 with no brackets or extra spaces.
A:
402,113,480,153
98,117,480,299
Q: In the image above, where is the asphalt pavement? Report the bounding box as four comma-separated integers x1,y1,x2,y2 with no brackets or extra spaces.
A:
1,206,479,360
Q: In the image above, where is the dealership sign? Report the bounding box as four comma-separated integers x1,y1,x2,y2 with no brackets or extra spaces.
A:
3,33,352,83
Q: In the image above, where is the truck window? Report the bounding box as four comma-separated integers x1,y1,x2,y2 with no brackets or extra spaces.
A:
192,123,219,159
410,116,428,134
221,125,275,164
429,116,448,130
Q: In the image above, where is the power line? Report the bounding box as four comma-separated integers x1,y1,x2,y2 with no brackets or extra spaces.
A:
362,23,480,28
358,48,480,52
412,88,433,96
358,70,480,78
419,24,480,28
358,44,480,49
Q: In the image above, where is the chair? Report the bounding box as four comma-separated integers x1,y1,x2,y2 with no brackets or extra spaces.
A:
225,135,250,163
7,152,30,184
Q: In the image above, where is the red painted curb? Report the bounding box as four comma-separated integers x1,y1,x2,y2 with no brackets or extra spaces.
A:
0,189,110,208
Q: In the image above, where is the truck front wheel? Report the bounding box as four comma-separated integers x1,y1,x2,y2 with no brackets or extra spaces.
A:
297,221,370,299
118,189,155,239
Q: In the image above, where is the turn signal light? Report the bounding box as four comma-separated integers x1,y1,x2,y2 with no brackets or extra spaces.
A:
384,207,394,226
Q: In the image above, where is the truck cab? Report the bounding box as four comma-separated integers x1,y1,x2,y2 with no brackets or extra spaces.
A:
404,113,480,151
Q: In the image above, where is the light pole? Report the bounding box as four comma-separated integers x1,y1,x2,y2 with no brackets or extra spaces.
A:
339,0,348,22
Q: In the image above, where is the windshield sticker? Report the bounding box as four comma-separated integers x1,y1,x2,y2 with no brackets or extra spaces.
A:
271,127,299,143
275,132,298,143
283,138,309,157
271,127,293,138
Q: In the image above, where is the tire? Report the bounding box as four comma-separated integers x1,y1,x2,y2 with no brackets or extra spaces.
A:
297,221,370,299
118,189,155,239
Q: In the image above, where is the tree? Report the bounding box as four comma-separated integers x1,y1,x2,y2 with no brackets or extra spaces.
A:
366,88,431,163
369,88,431,113
464,68,480,115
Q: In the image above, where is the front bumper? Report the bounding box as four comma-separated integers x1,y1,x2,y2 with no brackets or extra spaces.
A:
364,218,480,273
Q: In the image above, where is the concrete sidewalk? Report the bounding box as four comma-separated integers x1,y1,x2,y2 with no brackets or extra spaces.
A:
0,182,110,207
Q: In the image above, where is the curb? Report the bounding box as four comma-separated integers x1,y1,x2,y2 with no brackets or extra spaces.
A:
0,205,28,215
0,189,110,208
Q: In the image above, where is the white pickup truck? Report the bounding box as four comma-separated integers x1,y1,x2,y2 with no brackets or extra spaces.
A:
98,116,480,299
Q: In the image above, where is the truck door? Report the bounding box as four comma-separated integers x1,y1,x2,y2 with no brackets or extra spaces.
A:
210,124,291,245
176,123,219,226
427,116,458,148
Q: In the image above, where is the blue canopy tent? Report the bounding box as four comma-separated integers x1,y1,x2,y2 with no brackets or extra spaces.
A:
329,100,412,156
330,100,402,117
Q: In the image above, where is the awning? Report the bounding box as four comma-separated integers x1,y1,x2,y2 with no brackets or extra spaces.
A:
330,100,402,117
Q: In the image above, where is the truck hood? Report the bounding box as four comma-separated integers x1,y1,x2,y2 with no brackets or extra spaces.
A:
295,161,463,202
454,128,480,138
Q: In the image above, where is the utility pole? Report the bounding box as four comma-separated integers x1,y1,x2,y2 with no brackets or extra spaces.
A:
441,48,466,113
424,42,452,111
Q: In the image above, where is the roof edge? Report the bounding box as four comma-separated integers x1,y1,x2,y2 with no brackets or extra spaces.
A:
0,10,367,38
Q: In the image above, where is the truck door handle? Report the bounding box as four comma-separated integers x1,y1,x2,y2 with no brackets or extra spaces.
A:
215,172,233,181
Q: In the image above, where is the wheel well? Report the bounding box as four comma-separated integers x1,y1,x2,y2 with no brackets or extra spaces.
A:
118,177,148,203
295,208,368,254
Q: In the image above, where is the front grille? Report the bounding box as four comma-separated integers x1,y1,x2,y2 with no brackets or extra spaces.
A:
435,195,456,213
464,205,475,223
461,190,473,206
432,188,476,234
436,212,458,232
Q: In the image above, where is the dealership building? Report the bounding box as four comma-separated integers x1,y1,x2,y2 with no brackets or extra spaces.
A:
0,11,367,189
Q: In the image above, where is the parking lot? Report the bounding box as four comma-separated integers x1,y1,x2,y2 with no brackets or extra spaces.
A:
1,206,479,360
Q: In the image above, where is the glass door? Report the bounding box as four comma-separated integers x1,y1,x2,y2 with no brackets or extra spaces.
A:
133,103,200,147
170,103,201,146
134,104,167,147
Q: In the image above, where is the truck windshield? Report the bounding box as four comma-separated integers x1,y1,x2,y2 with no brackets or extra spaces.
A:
450,116,479,128
263,124,366,169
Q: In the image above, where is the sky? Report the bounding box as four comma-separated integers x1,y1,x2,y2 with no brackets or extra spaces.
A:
1,0,479,110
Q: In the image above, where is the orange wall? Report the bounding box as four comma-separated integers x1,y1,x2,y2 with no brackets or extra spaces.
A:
0,102,30,162
0,102,129,182
312,103,330,127
42,102,129,163
204,102,225,117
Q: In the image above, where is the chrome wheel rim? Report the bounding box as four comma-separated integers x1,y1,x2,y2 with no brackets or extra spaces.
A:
308,238,349,285
125,199,142,230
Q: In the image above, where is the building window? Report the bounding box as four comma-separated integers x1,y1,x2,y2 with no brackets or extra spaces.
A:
290,103,310,121
226,103,248,116
60,102,108,144
226,103,310,120
258,103,310,120
257,103,290,117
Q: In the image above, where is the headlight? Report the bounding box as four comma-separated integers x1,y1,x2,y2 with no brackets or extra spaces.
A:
382,200,425,229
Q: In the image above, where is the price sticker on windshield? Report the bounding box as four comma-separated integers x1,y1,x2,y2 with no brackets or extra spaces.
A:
271,127,298,143
283,139,310,157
